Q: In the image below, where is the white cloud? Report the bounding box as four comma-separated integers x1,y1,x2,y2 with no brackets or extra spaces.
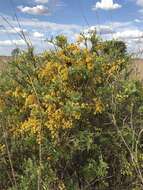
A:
137,0,143,14
1,13,143,56
55,1,67,7
35,0,49,4
136,0,143,6
113,29,143,39
18,5,49,15
88,25,114,35
83,22,133,37
18,19,81,33
33,32,44,38
0,27,27,34
0,13,81,34
0,39,25,46
134,19,142,23
92,0,122,10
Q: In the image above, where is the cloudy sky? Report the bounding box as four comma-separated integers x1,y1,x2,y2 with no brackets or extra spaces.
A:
0,0,143,55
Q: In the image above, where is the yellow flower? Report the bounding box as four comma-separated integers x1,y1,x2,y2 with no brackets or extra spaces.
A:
45,105,73,139
81,103,88,109
25,94,37,106
93,98,104,114
60,67,69,81
40,62,58,79
0,144,5,154
0,98,5,112
95,76,102,84
13,87,22,97
58,181,66,190
86,57,92,63
109,65,118,74
20,116,40,136
87,63,94,71
73,112,81,120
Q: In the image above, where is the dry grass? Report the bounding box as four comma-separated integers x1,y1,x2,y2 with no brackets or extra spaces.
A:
133,59,143,81
0,56,11,73
0,56,11,62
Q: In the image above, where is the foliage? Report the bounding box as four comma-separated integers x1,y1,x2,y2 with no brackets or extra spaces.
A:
11,48,21,57
0,32,143,190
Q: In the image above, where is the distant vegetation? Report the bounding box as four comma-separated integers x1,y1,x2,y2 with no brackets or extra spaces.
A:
0,32,143,190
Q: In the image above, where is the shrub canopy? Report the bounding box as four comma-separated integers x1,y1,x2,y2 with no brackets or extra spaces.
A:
0,33,143,190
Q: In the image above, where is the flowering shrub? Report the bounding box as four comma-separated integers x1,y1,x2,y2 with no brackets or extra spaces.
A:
0,33,143,190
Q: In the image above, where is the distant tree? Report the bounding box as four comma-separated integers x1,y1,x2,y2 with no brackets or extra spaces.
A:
11,48,20,57
103,40,127,57
85,29,127,57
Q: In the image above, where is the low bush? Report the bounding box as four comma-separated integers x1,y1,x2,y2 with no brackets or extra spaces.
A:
0,33,143,190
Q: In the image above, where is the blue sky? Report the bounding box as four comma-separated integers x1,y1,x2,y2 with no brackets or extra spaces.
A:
0,0,143,55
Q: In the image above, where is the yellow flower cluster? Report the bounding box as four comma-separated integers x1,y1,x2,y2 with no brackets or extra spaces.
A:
93,98,104,114
0,144,5,154
13,87,23,97
68,102,81,120
86,56,94,71
102,59,125,78
25,94,37,106
45,104,73,139
20,116,40,135
59,66,69,81
0,98,5,112
108,65,119,75
40,61,58,80
39,61,69,82
57,51,71,63
116,93,128,103
66,44,81,54
58,180,66,190
2,36,127,144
